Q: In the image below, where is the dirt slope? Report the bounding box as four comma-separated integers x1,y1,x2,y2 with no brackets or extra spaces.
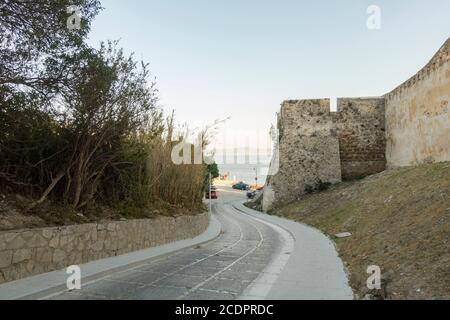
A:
270,162,450,299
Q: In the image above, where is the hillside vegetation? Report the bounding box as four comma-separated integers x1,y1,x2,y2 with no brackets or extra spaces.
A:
270,162,450,299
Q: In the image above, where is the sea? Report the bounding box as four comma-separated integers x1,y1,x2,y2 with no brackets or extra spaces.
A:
214,153,272,185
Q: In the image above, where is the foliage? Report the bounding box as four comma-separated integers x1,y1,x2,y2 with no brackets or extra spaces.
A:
304,180,331,194
0,0,208,216
202,162,219,192
0,0,102,95
206,163,220,179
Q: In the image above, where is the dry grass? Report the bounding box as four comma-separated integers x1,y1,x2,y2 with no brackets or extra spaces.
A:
0,132,208,231
271,161,450,299
0,192,206,232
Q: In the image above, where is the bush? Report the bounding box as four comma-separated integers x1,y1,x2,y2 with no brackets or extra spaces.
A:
304,180,331,194
0,1,209,217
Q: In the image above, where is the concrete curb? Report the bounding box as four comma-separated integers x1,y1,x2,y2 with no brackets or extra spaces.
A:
234,202,354,300
233,203,295,300
0,213,222,300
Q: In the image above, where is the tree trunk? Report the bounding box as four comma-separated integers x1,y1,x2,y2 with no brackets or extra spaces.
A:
25,170,65,212
72,152,85,208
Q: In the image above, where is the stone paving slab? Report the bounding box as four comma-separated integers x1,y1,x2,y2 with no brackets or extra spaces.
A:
234,202,354,300
130,285,187,300
107,270,166,285
44,202,282,300
1,188,355,300
182,289,236,300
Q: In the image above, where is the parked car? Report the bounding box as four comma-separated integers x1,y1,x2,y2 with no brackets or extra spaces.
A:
232,182,250,191
246,190,257,199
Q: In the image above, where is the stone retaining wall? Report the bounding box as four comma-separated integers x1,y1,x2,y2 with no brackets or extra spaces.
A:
0,212,209,284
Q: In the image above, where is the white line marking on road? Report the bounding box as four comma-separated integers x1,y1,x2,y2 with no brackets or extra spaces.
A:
41,204,243,300
233,202,295,300
176,204,266,300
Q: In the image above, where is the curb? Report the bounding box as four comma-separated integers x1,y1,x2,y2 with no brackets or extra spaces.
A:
0,213,222,300
232,202,296,300
233,202,354,300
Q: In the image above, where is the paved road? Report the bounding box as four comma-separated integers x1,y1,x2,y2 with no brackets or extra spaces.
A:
48,186,284,300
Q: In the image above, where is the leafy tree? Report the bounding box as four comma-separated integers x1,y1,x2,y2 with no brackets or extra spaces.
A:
0,0,101,95
24,42,159,209
0,0,209,217
207,163,219,179
202,162,219,193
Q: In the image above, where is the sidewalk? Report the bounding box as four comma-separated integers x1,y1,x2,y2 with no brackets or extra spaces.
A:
0,214,221,300
234,202,354,300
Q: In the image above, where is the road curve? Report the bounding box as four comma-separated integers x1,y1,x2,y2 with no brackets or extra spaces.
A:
47,191,285,300
46,185,353,300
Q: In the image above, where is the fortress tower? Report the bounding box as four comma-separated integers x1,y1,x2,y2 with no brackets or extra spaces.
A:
263,38,450,211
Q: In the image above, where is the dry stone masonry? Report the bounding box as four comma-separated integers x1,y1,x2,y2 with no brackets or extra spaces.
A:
265,99,342,208
0,213,209,284
333,97,386,180
263,38,450,211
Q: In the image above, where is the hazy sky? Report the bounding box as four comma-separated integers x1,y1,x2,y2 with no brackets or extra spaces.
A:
87,0,450,151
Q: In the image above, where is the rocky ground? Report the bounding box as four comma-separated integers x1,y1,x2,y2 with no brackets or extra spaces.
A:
252,161,450,300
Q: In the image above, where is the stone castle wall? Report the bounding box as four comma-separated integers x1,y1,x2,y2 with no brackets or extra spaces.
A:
263,98,386,211
385,38,450,168
263,99,341,210
263,38,449,211
0,213,209,284
333,97,386,180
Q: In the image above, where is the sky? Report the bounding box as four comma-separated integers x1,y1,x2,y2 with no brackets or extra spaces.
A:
87,0,450,153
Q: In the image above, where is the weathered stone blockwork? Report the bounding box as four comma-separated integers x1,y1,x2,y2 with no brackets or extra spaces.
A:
333,98,386,180
0,213,209,284
385,38,450,168
263,98,386,211
263,99,342,211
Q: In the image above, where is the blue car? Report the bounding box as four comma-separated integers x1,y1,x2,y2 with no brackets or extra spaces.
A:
232,182,250,191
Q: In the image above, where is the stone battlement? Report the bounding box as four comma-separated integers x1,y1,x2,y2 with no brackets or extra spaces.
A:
386,38,450,101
